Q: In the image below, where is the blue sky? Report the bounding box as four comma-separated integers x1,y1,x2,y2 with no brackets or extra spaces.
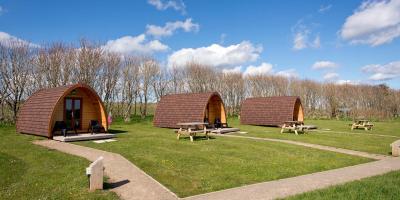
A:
1,0,400,88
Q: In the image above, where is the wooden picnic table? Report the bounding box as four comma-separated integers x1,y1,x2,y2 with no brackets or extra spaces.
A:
280,121,306,135
349,119,374,131
176,122,209,142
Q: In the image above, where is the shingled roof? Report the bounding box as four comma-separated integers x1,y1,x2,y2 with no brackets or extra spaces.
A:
240,96,304,126
153,92,226,128
16,83,107,138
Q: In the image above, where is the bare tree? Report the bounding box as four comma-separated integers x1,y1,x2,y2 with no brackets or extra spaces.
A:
0,41,33,121
169,65,185,94
185,62,219,93
153,67,169,102
99,52,121,112
121,56,140,122
75,39,103,89
139,58,159,118
221,72,245,116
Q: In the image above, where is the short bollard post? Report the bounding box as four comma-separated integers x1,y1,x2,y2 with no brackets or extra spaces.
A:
391,140,400,157
86,156,104,191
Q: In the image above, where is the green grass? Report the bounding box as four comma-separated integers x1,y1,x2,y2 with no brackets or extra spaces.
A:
2,116,398,199
230,118,399,155
76,116,371,197
0,124,118,200
285,170,400,200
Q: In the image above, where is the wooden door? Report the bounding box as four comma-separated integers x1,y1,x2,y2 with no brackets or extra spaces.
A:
64,97,82,130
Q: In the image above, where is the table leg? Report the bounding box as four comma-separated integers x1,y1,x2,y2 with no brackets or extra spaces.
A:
177,128,182,140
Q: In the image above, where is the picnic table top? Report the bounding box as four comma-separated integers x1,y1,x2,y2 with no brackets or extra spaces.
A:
177,122,208,126
283,121,304,125
355,119,370,122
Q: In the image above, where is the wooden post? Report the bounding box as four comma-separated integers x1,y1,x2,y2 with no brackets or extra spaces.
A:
86,157,104,191
177,128,182,140
189,127,194,142
391,140,400,157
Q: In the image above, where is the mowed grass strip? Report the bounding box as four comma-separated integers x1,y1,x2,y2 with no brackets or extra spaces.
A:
0,125,118,200
285,170,400,200
77,117,371,197
230,118,398,155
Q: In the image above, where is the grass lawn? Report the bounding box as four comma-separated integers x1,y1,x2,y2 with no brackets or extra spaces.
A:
285,170,400,200
76,117,371,197
230,118,400,155
0,124,118,200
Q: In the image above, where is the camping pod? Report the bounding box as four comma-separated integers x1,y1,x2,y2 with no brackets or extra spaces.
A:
154,92,227,128
16,84,108,138
240,96,304,126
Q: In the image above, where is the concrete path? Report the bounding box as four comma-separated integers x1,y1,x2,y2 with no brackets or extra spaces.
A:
34,138,399,200
215,134,389,160
183,157,400,200
34,140,177,200
310,129,400,138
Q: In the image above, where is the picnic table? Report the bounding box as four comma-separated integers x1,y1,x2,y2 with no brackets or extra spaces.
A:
176,122,209,142
349,119,374,131
280,121,306,135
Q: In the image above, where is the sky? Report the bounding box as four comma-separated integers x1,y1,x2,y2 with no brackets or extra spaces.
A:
1,0,400,88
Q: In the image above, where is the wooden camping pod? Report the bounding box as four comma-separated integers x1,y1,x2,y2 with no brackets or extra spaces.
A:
240,96,304,126
16,84,108,138
153,92,227,128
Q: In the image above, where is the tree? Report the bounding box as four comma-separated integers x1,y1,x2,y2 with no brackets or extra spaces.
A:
121,56,140,122
0,41,33,121
139,58,159,119
99,52,120,112
75,39,103,89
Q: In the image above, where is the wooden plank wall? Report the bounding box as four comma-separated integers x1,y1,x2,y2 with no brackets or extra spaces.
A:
51,89,102,133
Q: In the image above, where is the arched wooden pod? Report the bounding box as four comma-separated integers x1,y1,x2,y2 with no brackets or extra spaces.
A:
240,96,304,126
154,92,227,129
16,84,108,138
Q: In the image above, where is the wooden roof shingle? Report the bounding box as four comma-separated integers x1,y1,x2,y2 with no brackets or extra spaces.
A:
153,92,223,128
240,96,303,126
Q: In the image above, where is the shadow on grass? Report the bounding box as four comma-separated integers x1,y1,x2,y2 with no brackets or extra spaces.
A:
104,179,130,189
179,135,216,141
107,129,128,134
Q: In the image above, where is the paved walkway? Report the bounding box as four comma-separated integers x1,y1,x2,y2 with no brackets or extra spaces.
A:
34,140,177,200
310,129,400,138
183,157,400,200
34,138,400,200
215,134,389,160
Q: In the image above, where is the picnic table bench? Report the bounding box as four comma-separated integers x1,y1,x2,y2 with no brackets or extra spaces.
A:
280,121,306,135
349,120,374,131
176,122,209,142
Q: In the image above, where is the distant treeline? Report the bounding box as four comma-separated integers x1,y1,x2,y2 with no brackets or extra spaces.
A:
1,40,399,123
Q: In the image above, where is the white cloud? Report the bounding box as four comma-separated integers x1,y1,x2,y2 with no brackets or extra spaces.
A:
312,61,338,70
102,34,168,55
243,62,273,76
312,35,321,48
292,27,321,50
167,41,262,68
146,18,199,37
0,31,39,48
0,6,3,15
276,69,298,78
340,0,400,46
362,61,400,81
319,4,332,13
223,66,242,74
293,31,308,50
323,72,339,81
148,0,186,14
